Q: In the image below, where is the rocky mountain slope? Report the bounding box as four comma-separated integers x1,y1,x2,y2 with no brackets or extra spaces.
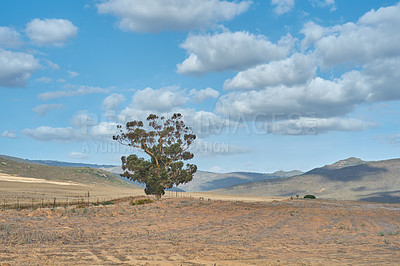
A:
215,157,400,203
177,170,303,192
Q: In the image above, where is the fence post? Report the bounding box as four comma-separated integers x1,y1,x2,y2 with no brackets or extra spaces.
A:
53,197,56,209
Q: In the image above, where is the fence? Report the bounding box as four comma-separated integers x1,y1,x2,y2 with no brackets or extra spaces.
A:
0,192,121,210
0,190,272,210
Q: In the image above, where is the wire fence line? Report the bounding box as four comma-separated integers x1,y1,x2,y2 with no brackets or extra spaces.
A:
0,190,256,210
0,192,124,210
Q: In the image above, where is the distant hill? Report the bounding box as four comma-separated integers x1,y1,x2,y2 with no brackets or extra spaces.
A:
215,157,400,203
305,157,365,174
96,165,303,192
0,155,115,169
0,156,137,188
0,154,303,192
177,170,303,192
97,167,301,192
0,155,45,165
31,160,115,169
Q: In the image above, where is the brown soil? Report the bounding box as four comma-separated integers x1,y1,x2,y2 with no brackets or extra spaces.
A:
1,197,400,265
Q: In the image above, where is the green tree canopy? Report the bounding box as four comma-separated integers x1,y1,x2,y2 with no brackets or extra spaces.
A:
113,113,197,197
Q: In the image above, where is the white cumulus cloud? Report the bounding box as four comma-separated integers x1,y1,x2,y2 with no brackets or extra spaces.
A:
23,110,118,142
177,109,231,137
38,85,110,101
217,57,400,123
22,126,85,142
26,18,78,46
224,53,317,90
308,2,400,67
44,59,60,70
33,104,64,116
35,77,52,83
68,71,79,77
118,103,231,137
0,48,40,87
217,73,363,120
273,117,374,135
300,21,326,51
309,0,336,11
190,87,220,102
1,130,17,138
91,121,119,137
177,31,292,75
102,93,126,110
97,0,251,32
271,0,295,15
70,111,98,129
211,2,400,133
0,26,23,48
130,86,189,112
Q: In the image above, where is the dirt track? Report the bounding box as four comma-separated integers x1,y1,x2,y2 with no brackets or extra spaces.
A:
0,173,82,186
1,197,400,265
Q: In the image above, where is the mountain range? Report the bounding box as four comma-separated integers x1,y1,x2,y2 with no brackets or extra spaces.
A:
2,154,400,203
0,155,302,192
176,170,303,192
215,157,400,203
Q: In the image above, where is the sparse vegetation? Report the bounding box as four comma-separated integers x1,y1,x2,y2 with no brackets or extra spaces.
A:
92,200,114,206
130,198,153,205
304,195,316,199
0,197,400,264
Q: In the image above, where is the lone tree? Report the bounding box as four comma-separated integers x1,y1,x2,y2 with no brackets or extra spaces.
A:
113,113,197,197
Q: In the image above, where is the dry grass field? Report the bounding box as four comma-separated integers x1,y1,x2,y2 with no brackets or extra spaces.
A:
0,157,144,207
1,158,400,265
1,196,400,265
0,173,145,207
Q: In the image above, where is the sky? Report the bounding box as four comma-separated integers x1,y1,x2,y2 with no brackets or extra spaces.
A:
1,0,400,173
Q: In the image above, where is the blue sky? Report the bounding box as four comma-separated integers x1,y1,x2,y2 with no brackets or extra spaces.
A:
1,0,400,173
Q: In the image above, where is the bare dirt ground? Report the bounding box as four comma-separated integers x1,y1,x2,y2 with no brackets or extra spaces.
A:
0,173,81,186
1,197,400,265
